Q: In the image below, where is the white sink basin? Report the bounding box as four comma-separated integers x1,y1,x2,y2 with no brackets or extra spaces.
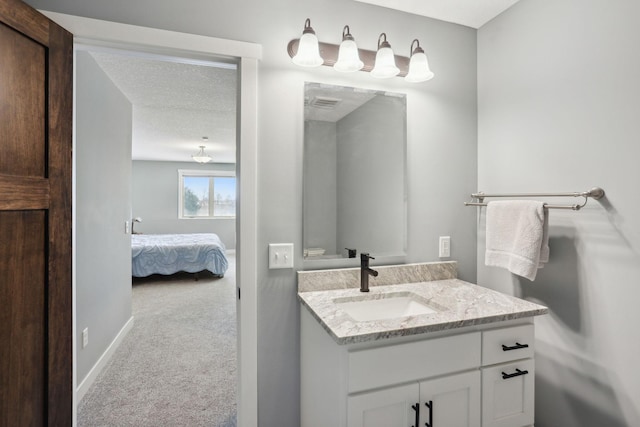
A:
334,292,439,322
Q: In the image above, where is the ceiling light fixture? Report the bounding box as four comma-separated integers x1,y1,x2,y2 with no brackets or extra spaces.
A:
192,137,213,163
333,25,364,73
287,19,433,82
291,18,324,67
404,39,435,83
370,33,400,79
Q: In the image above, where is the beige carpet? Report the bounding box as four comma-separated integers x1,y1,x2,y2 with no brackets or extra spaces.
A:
78,254,237,426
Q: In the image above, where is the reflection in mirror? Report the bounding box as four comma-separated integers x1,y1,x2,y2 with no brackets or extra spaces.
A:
303,82,407,262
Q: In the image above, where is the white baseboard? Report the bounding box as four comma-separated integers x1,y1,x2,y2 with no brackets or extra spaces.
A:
76,316,134,402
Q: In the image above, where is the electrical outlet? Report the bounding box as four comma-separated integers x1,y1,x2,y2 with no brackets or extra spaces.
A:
269,243,294,269
125,221,130,234
82,328,89,348
439,236,451,258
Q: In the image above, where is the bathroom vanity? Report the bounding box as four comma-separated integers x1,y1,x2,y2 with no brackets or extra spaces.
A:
298,262,548,427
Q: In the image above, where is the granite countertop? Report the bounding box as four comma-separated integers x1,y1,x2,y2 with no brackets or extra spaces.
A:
298,279,549,345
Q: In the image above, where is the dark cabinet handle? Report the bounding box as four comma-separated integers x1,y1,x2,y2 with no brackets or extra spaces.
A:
502,368,529,380
502,342,529,351
411,402,420,427
424,400,433,427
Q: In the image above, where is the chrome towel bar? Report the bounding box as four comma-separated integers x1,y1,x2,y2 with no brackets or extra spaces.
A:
464,187,605,211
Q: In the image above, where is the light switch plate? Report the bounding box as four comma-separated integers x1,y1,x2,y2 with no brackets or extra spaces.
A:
439,236,451,258
269,243,294,269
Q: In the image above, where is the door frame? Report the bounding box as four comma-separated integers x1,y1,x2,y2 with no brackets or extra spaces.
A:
41,11,260,427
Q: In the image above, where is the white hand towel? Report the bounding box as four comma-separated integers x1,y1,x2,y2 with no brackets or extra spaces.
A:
485,200,549,281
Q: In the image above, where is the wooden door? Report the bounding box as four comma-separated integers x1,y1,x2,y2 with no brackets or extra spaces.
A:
0,0,73,425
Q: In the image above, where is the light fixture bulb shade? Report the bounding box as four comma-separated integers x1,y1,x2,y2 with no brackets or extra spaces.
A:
405,51,435,82
292,32,324,67
192,145,212,163
333,39,364,72
371,46,399,78
192,157,212,163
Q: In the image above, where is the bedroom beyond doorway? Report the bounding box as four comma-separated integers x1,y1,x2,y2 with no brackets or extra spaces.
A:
78,253,237,426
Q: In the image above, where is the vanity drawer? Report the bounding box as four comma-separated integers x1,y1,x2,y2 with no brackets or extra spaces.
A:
482,324,534,366
348,332,481,393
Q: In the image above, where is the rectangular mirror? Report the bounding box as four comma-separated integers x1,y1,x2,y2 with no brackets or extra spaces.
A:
303,82,407,263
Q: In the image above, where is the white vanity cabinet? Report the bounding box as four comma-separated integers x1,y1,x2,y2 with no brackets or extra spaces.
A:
300,307,537,427
481,325,535,427
348,370,481,427
347,332,481,427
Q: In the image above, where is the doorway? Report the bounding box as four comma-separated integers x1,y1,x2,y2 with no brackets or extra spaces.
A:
75,46,239,425
42,11,260,426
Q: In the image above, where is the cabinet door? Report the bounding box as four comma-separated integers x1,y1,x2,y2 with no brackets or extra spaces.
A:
482,359,534,427
419,370,481,427
348,383,420,427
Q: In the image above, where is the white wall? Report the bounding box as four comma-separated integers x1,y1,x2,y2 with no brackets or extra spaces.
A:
132,160,236,249
28,1,478,425
75,51,133,383
478,0,640,426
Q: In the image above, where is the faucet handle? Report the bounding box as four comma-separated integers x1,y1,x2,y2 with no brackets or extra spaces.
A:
360,252,375,261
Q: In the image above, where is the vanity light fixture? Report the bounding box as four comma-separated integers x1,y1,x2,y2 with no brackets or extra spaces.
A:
291,18,324,67
370,33,400,79
192,137,213,163
287,19,434,82
333,25,364,73
404,39,435,83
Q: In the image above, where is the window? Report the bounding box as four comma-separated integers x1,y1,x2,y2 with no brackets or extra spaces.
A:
179,170,236,219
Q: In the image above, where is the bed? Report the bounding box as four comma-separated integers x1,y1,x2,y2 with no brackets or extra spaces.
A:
131,233,228,278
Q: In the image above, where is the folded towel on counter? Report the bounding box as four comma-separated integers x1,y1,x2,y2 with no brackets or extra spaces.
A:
485,200,549,281
304,248,326,257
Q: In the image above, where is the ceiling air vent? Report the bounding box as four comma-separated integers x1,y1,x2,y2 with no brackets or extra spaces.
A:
309,96,342,110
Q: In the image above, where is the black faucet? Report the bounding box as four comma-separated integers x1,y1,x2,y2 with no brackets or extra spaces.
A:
360,253,378,292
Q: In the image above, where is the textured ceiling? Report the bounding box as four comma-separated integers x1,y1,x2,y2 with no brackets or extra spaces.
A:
354,0,522,28
90,52,237,164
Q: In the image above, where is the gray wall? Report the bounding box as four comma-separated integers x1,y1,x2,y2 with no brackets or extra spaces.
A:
28,1,478,425
336,95,406,256
303,121,337,254
76,51,133,383
132,160,236,249
478,1,640,426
